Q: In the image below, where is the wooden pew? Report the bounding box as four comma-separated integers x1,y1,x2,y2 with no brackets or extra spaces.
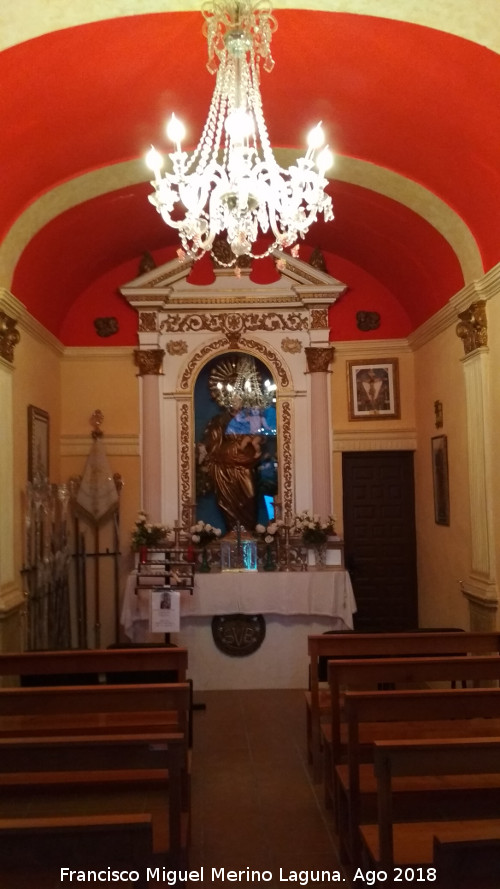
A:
0,646,193,744
340,686,500,864
433,835,500,889
0,646,188,687
323,652,500,810
0,682,191,812
306,630,500,781
360,737,500,872
0,731,187,875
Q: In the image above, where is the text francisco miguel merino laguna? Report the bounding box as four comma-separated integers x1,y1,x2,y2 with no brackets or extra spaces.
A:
60,867,349,884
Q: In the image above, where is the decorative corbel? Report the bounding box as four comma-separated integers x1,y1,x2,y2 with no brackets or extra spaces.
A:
456,300,488,355
0,310,20,363
305,346,335,373
133,348,165,376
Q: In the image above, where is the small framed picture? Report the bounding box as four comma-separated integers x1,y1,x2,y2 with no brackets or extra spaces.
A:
347,358,400,420
28,405,49,481
431,435,450,526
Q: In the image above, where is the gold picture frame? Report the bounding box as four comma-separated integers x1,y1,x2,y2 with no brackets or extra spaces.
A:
347,358,400,420
431,435,450,526
28,405,49,481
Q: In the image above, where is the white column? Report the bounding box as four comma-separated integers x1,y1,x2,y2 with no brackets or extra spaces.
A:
305,346,334,518
134,349,165,521
0,304,24,651
456,299,498,615
462,347,497,591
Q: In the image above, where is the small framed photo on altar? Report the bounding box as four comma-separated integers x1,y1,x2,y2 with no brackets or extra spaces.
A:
150,589,181,633
347,358,400,420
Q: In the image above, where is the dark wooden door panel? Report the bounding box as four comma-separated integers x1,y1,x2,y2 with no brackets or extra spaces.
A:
343,451,418,631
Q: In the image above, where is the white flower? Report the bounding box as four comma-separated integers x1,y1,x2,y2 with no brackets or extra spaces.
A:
192,534,201,544
205,523,213,532
255,524,266,534
267,522,278,535
214,528,222,537
264,534,274,544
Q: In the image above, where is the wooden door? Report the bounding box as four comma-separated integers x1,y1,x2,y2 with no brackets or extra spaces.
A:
342,451,418,631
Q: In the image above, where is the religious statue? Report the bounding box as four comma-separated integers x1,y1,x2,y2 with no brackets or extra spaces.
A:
201,402,263,532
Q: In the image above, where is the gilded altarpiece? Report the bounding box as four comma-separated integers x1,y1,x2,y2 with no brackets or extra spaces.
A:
121,252,347,529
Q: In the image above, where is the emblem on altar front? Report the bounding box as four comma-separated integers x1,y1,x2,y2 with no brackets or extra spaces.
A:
212,614,266,657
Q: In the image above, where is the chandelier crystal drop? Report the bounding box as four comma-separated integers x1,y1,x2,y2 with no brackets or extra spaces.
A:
146,1,335,267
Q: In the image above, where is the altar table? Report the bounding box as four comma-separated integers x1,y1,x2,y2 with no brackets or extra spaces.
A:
121,570,356,690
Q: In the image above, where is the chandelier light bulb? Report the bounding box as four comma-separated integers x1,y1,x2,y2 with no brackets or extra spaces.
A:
146,1,335,266
166,113,186,151
145,146,164,179
225,108,254,143
317,146,334,173
307,122,325,152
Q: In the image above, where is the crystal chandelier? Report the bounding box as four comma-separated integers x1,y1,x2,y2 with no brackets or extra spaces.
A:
146,1,334,267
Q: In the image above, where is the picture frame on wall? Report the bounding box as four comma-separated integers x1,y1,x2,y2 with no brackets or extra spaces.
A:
347,358,400,420
431,434,450,526
28,405,49,481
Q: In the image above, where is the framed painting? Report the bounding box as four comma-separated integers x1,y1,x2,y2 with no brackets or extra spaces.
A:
28,405,49,481
347,358,400,420
431,435,450,526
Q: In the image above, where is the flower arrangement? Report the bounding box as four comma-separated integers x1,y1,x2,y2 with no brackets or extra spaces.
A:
293,511,335,547
255,520,283,544
131,511,170,550
190,520,222,548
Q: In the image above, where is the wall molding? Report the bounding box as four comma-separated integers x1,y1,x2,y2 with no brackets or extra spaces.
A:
0,288,63,356
332,338,411,356
409,262,500,351
60,433,139,457
333,427,417,451
63,346,135,361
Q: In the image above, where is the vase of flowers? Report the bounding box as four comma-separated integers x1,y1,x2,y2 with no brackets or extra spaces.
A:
255,521,282,571
131,511,170,554
190,521,222,573
293,511,335,568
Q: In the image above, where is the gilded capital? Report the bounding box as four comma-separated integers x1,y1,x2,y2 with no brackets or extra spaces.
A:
134,348,165,376
305,346,335,373
0,310,20,363
456,300,488,355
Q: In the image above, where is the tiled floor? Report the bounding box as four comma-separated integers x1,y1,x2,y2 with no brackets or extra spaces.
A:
188,689,346,883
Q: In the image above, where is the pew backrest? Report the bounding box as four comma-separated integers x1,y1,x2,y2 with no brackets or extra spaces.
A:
0,647,188,685
372,736,500,868
328,654,500,763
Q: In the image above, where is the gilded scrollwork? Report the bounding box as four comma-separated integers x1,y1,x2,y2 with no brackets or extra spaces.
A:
281,400,293,519
180,338,229,390
305,346,335,373
456,300,488,355
133,348,165,376
161,311,308,335
0,310,20,363
179,402,192,526
165,339,188,356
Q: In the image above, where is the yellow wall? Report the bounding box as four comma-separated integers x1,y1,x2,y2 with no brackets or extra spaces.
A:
413,324,471,628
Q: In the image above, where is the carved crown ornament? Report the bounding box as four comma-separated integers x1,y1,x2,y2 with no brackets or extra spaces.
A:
456,300,488,355
0,310,21,363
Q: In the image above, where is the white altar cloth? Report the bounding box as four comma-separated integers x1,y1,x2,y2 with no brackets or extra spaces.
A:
120,570,356,690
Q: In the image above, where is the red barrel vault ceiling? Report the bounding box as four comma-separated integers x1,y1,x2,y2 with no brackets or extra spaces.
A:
2,7,499,345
